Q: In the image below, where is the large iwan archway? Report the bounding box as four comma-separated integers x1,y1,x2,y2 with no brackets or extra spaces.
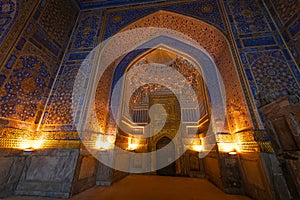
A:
89,10,254,144
74,10,273,199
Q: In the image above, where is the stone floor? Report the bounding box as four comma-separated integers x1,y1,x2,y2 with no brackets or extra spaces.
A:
6,175,252,200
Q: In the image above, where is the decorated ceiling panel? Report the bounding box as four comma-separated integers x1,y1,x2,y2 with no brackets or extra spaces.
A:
78,0,178,9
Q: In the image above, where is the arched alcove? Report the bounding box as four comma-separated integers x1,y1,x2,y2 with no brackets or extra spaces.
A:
74,10,272,198
111,46,210,176
88,10,254,139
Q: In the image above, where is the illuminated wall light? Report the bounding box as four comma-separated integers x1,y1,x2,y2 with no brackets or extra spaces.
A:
23,148,35,156
95,135,115,151
19,139,45,155
106,135,116,144
235,142,241,152
188,138,203,152
218,142,238,153
127,137,139,151
228,149,237,155
191,145,203,152
19,139,44,150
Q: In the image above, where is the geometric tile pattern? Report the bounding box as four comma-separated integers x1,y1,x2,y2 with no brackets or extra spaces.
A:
42,0,227,131
41,10,103,131
249,51,298,98
268,0,300,25
94,10,253,135
0,0,38,67
70,12,103,51
223,0,300,108
0,0,79,129
39,0,78,47
0,0,18,45
1,0,298,137
264,0,300,67
227,0,270,34
103,0,226,39
0,55,50,122
78,0,178,9
42,63,81,129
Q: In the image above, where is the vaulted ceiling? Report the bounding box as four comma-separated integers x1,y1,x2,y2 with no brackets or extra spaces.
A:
78,0,174,9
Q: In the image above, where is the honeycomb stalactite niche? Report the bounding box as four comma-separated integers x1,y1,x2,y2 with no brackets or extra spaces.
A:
125,54,208,125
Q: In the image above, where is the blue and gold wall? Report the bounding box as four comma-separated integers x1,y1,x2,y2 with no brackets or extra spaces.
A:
0,0,299,143
0,1,297,199
0,0,79,131
264,0,300,67
41,0,300,132
41,0,228,132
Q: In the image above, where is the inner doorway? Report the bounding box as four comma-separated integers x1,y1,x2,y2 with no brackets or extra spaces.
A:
156,137,176,176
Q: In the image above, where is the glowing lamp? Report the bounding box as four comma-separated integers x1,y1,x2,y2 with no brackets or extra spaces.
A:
23,148,35,156
19,139,44,150
127,137,139,151
218,142,240,154
191,145,203,152
19,139,44,155
229,148,237,155
95,135,114,151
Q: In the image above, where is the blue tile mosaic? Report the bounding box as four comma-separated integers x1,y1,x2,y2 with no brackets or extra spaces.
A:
2,0,299,132
104,0,226,39
242,36,276,47
79,0,178,9
289,18,300,36
264,0,300,66
0,0,19,45
224,0,300,106
0,0,79,127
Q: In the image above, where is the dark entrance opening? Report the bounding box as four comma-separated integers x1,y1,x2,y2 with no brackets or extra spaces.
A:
156,137,176,176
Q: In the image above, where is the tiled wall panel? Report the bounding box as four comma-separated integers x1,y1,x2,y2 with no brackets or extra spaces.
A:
223,0,300,107
264,0,300,72
0,0,79,129
42,0,227,131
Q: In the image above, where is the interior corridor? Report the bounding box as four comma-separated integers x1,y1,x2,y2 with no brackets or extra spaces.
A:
5,175,251,200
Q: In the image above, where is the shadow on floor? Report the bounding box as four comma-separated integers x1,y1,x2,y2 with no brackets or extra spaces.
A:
6,175,252,200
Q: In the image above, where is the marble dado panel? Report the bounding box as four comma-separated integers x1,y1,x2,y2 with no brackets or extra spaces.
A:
15,148,79,198
0,149,26,198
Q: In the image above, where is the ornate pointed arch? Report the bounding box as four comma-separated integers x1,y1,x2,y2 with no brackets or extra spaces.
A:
92,10,253,138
